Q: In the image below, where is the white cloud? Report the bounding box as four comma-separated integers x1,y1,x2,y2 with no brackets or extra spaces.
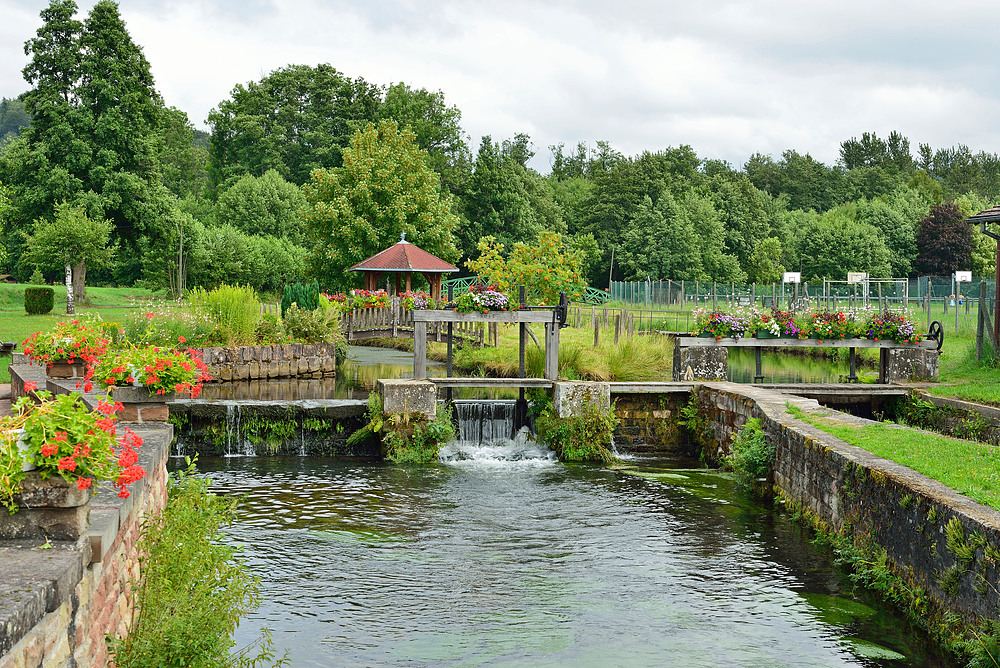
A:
3,0,1000,172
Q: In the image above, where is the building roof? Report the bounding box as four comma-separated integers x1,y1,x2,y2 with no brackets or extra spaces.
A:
967,205,1000,223
349,238,458,273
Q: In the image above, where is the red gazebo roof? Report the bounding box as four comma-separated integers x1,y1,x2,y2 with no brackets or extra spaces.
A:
349,237,458,274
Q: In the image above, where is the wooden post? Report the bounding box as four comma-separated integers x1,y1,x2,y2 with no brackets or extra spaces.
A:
977,281,985,360
593,314,600,348
544,323,559,380
413,321,427,380
614,314,621,343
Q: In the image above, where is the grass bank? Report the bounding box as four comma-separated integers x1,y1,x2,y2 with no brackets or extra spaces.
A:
787,404,1000,511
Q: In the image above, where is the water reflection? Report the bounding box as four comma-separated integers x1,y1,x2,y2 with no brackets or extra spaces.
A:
728,348,876,384
192,455,955,667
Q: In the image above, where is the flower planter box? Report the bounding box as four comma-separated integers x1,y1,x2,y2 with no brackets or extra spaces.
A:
111,386,176,423
0,473,91,540
755,331,779,339
44,358,87,379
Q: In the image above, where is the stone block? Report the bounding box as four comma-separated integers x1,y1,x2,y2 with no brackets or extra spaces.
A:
249,361,261,379
138,405,169,423
884,347,939,383
378,379,436,419
672,345,728,381
553,381,611,418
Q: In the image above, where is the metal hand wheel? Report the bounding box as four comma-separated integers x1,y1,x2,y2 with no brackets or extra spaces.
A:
926,321,944,350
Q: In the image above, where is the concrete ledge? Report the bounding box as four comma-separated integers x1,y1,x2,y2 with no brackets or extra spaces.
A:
379,379,436,420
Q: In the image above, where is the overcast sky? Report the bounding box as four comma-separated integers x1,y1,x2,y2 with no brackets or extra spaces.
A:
2,0,998,173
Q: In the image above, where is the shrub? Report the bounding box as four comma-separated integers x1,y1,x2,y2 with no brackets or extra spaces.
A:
281,304,343,343
280,279,319,317
108,459,286,667
535,398,620,464
724,418,773,496
23,286,53,314
28,267,45,285
189,284,260,345
255,313,284,344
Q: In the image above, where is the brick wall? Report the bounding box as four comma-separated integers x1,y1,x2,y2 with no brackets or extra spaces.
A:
0,424,171,668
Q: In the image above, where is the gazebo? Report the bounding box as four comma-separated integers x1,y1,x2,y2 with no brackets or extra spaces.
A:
348,234,458,301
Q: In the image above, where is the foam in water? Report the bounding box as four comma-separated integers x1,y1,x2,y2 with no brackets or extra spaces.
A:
439,427,557,467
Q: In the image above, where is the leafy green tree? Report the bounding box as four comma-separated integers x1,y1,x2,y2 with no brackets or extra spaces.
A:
23,202,112,312
465,231,586,304
208,64,381,187
378,83,471,193
793,207,891,281
839,131,913,172
856,198,916,277
678,192,745,282
215,169,307,243
4,0,173,285
712,174,773,272
914,201,974,276
619,194,702,281
458,135,541,261
747,237,785,283
158,106,209,200
0,98,30,143
302,120,459,289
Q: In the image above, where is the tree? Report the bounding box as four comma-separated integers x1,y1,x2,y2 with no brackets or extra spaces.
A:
458,136,541,261
794,208,891,281
618,194,703,281
914,201,974,276
378,83,471,193
23,202,112,313
465,231,586,304
158,106,209,200
0,98,30,143
208,64,381,187
302,120,460,289
747,237,785,283
215,169,307,243
856,198,917,277
4,0,173,285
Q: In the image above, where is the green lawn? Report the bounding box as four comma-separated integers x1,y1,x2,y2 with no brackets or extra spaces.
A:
0,284,159,383
788,405,1000,511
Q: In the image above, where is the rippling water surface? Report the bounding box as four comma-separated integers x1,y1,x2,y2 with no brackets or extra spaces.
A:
192,450,955,667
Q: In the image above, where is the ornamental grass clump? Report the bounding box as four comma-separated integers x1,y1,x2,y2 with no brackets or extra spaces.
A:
87,347,211,398
0,390,146,512
188,284,260,345
22,319,109,366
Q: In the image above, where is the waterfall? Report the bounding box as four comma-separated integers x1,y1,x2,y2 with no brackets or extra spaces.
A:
441,400,556,466
452,399,518,445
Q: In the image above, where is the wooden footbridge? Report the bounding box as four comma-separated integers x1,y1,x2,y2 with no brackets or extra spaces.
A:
340,303,490,345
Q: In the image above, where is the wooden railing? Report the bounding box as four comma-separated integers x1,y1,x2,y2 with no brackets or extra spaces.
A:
339,300,487,345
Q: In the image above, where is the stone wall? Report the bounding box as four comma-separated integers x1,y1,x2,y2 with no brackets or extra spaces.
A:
611,390,691,454
693,382,1000,625
0,424,172,668
193,342,337,382
168,400,370,458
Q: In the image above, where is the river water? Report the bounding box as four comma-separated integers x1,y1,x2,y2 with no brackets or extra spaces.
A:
194,450,955,667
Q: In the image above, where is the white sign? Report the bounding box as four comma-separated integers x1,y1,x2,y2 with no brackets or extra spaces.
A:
782,272,801,284
955,271,973,283
847,272,868,284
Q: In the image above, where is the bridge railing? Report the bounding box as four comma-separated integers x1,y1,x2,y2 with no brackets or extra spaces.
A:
340,299,486,345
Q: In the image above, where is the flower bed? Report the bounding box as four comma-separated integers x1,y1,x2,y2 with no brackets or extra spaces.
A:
453,284,510,313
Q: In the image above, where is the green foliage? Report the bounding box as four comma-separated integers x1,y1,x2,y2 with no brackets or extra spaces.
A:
381,403,456,464
302,120,460,289
793,205,892,281
535,400,620,464
215,169,307,243
281,280,319,317
186,223,308,294
254,312,284,344
108,459,287,667
207,63,381,187
945,517,977,566
465,231,586,305
27,267,45,285
678,394,715,462
281,304,340,343
23,286,53,315
724,417,773,496
23,201,114,276
188,284,260,345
